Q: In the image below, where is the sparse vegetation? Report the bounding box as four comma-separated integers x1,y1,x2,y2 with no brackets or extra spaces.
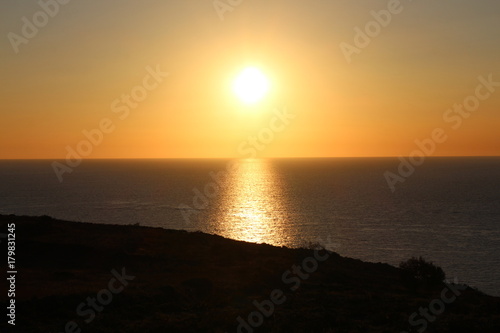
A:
299,240,326,250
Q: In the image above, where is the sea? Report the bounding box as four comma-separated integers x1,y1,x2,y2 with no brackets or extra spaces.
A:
1,157,499,296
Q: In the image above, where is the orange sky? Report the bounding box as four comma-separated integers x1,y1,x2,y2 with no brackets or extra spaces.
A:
1,0,499,159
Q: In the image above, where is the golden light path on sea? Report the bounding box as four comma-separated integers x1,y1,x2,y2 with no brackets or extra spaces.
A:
208,159,291,246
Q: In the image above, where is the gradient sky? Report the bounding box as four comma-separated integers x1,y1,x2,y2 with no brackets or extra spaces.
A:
1,0,499,159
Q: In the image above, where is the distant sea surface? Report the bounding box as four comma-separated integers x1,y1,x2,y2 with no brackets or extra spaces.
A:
1,157,499,296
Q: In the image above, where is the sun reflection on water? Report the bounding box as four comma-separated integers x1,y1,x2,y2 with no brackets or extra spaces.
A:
207,159,290,246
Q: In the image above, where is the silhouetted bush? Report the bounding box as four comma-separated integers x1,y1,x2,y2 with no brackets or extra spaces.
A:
302,241,325,250
399,256,445,289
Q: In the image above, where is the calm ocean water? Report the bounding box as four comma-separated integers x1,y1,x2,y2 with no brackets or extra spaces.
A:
1,157,499,296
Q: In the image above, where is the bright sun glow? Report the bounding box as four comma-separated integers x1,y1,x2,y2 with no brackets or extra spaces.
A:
232,67,270,104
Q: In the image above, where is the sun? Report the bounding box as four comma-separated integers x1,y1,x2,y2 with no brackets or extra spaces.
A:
232,67,270,104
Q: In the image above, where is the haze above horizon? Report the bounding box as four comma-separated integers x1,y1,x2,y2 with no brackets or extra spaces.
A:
1,0,499,159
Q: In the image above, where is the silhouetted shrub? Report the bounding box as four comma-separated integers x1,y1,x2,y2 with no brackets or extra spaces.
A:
399,256,445,289
304,241,325,250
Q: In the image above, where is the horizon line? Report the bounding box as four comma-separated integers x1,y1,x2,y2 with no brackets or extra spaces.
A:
1,155,500,161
